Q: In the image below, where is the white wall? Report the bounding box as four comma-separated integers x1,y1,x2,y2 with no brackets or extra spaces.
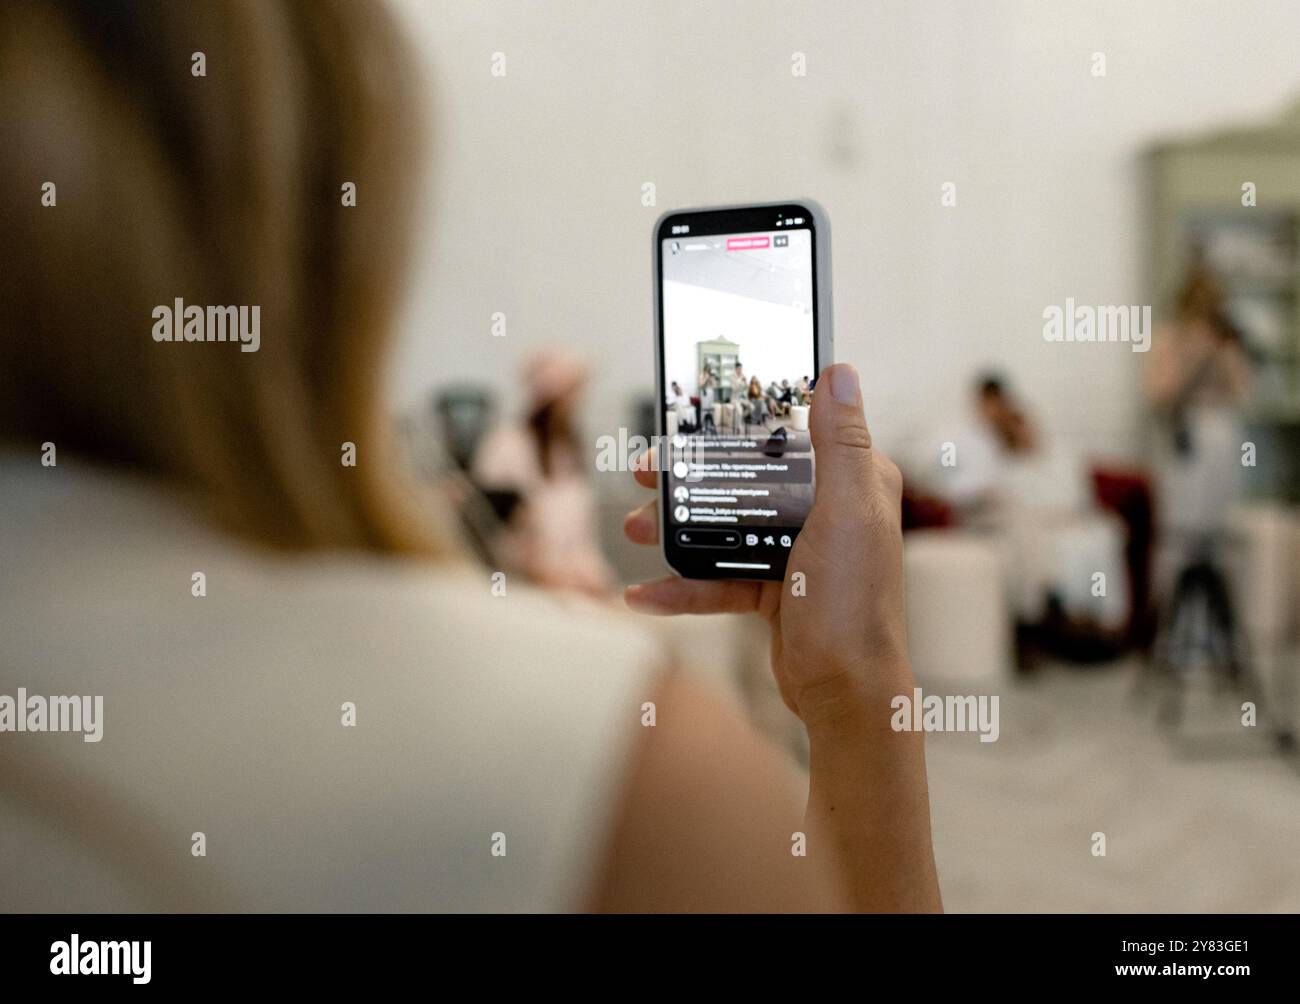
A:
390,0,1300,464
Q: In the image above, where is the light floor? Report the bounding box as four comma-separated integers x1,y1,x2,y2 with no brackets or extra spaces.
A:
923,659,1300,912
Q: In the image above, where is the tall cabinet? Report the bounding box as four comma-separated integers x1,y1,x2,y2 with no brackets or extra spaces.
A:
695,336,741,404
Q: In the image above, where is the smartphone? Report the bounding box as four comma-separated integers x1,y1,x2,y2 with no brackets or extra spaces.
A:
653,200,833,581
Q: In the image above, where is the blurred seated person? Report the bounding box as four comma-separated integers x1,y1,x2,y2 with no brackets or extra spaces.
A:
747,375,768,426
913,375,1012,516
766,380,788,417
977,376,1035,456
732,361,747,399
473,350,615,596
665,380,697,431
907,372,1129,638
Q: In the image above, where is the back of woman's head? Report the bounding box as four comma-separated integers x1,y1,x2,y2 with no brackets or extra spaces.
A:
0,0,439,554
1176,260,1223,324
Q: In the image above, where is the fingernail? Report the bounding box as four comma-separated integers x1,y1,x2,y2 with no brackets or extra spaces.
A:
829,363,860,404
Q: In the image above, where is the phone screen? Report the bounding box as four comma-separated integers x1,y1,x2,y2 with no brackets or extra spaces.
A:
656,204,823,580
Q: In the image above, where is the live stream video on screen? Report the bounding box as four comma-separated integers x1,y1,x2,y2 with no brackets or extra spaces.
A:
661,227,816,539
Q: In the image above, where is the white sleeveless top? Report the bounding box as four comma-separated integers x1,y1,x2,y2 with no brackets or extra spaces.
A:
0,456,662,912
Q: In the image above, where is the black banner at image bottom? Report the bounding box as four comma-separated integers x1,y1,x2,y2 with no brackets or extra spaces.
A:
0,914,1286,989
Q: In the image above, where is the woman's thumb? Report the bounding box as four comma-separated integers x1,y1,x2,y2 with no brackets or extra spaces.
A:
808,363,875,508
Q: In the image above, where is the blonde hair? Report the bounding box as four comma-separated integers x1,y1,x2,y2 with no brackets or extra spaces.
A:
0,0,447,556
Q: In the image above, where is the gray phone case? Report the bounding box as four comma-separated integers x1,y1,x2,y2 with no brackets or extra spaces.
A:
651,199,834,579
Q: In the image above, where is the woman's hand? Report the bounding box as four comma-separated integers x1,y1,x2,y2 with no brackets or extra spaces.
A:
624,362,912,729
625,362,941,912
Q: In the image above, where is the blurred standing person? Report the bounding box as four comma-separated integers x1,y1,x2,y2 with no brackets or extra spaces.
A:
720,361,746,433
699,367,717,433
1145,263,1252,548
474,349,615,596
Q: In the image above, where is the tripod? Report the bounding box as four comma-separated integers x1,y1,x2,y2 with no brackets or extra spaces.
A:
1143,530,1265,738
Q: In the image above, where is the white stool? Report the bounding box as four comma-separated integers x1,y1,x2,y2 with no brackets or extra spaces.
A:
903,530,1011,686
